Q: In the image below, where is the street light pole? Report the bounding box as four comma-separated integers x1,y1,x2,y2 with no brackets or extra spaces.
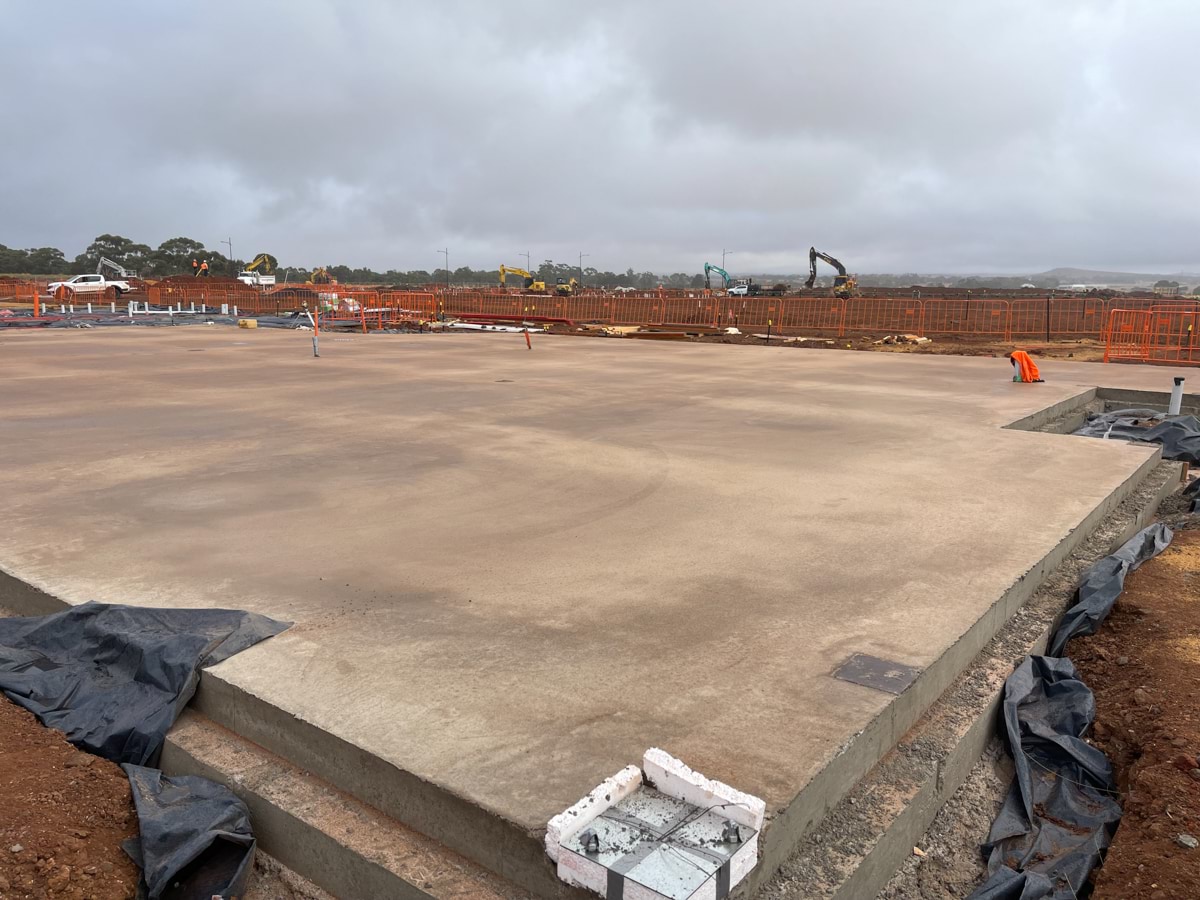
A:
579,252,589,287
521,251,531,273
438,248,449,290
722,248,731,270
221,237,233,269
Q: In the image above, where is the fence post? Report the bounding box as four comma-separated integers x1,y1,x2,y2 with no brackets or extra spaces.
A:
1045,296,1051,342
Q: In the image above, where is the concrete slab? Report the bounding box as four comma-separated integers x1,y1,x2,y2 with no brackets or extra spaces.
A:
0,329,1190,889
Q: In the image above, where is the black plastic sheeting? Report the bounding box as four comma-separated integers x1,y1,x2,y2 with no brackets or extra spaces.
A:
0,601,289,765
1075,408,1200,464
969,657,1123,900
0,602,288,899
969,523,1176,899
123,765,256,900
1046,523,1173,658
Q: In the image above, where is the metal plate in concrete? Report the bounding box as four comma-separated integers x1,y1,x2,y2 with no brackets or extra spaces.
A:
833,653,922,695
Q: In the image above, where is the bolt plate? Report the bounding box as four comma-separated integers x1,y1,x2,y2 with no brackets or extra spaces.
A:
833,653,922,695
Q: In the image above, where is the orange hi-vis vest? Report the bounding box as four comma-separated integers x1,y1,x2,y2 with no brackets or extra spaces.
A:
1010,350,1041,383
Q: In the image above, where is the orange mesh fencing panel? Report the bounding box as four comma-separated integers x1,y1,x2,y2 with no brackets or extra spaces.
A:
715,298,782,330
1103,309,1151,362
1147,306,1200,364
1008,298,1106,339
659,296,717,326
842,298,922,335
780,298,845,333
922,299,1008,337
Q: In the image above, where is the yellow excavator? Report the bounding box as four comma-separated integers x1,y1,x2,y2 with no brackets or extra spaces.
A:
804,248,857,299
555,277,579,296
499,265,546,293
308,266,336,285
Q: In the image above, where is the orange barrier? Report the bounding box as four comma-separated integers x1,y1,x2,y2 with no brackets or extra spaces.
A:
1103,307,1200,364
921,299,1009,338
842,298,922,335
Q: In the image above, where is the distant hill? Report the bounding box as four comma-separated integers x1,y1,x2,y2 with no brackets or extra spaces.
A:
1034,267,1200,284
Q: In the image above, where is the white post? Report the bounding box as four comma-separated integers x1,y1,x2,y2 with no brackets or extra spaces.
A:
190,302,195,312
1169,377,1185,415
128,301,134,316
201,303,207,313
60,304,65,313
69,304,74,313
111,302,116,313
87,303,92,313
221,304,229,315
233,305,239,316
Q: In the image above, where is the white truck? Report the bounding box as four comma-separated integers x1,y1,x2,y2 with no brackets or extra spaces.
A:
46,273,133,297
237,271,276,287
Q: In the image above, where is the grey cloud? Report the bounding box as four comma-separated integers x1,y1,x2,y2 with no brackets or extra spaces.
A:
2,0,1198,275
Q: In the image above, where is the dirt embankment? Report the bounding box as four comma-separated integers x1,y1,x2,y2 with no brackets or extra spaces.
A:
0,695,140,899
1073,529,1200,900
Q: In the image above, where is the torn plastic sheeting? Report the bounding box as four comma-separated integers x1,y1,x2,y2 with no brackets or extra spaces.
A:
1046,522,1173,658
122,764,255,900
1075,408,1200,463
0,601,289,765
968,656,1122,900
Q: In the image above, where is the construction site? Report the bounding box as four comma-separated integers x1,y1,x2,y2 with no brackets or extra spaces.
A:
2,257,1200,900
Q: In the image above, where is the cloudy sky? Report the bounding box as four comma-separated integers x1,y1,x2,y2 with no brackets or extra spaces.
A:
3,1,1197,275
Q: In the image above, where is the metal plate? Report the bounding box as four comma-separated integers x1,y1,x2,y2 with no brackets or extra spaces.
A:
833,653,922,695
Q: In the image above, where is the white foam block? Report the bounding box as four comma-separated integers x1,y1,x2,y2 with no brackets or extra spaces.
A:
545,764,642,862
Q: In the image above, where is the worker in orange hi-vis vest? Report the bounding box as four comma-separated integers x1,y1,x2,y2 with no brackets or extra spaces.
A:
200,260,210,277
1008,350,1044,383
192,258,199,277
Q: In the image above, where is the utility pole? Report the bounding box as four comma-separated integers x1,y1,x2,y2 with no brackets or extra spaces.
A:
221,237,233,269
438,248,449,290
521,251,532,273
579,252,590,287
722,248,731,270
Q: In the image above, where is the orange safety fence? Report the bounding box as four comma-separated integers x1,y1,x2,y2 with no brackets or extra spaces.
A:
1103,307,1200,365
921,299,1009,338
0,281,40,302
842,297,922,335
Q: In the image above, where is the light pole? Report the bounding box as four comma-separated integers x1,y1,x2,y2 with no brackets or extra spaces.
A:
722,248,731,270
521,251,532,273
578,252,589,287
221,237,233,270
437,248,449,290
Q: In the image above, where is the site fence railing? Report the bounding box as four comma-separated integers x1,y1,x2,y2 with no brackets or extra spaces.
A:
1103,307,1200,365
9,277,1200,349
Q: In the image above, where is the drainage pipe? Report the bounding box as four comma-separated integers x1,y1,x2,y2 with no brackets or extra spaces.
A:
1169,376,1185,416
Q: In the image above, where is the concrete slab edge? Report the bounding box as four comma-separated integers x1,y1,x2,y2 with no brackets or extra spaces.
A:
742,447,1166,895
161,709,540,900
756,459,1180,899
190,673,574,898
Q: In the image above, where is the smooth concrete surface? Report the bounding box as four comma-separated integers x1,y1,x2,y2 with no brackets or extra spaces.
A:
0,330,1189,859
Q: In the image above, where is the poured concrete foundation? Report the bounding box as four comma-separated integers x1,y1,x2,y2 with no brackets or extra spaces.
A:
0,329,1190,894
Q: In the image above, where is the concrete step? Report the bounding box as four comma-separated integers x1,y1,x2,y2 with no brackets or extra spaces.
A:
161,709,536,900
757,459,1181,899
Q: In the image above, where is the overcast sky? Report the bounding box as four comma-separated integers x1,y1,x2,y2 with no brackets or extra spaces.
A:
3,1,1197,275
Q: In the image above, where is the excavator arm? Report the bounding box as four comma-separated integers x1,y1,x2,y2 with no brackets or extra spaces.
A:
805,247,855,296
245,253,275,274
704,263,732,289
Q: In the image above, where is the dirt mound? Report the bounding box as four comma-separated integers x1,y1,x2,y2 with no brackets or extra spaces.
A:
0,694,139,899
1073,528,1200,900
157,274,242,286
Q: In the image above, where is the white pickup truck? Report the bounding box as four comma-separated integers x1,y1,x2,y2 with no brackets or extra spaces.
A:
47,273,132,297
237,271,276,287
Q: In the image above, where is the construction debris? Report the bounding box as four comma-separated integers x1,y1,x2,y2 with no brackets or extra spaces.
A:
874,334,932,345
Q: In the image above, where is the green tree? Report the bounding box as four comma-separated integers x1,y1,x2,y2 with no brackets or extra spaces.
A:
72,234,152,275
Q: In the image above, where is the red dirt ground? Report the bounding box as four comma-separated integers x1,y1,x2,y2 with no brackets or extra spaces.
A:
1073,529,1200,900
0,695,139,899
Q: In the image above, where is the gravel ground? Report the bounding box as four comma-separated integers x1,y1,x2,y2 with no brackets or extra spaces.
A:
876,739,1012,899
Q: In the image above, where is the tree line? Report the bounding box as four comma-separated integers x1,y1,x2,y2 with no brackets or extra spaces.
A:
0,234,708,290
